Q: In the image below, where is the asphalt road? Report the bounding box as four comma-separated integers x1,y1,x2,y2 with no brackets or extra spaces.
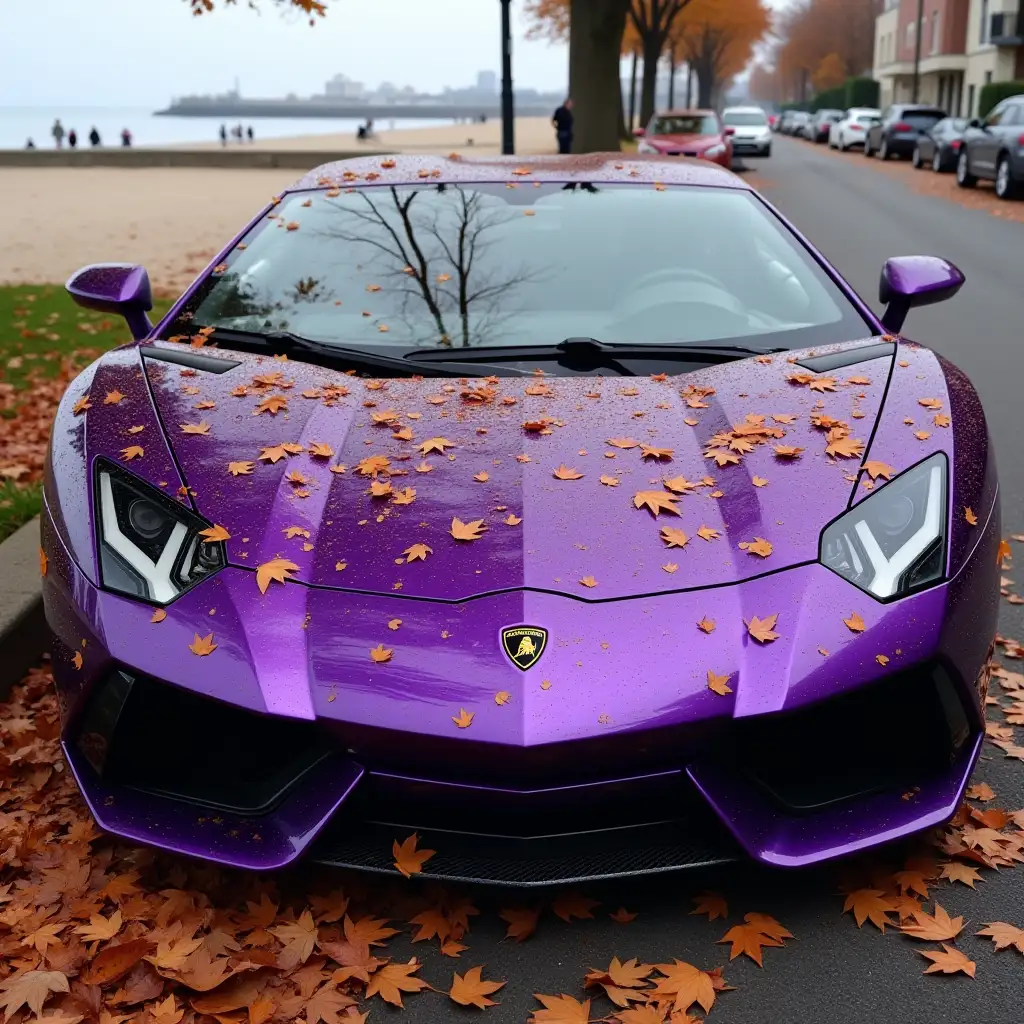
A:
369,136,1024,1024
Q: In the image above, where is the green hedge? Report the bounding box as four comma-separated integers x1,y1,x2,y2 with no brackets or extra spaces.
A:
979,80,1024,118
845,77,880,109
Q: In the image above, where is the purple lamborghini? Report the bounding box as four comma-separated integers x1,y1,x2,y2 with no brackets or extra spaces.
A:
42,154,999,885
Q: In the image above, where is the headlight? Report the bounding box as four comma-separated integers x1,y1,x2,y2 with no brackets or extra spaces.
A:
819,453,947,600
704,144,726,158
95,461,225,603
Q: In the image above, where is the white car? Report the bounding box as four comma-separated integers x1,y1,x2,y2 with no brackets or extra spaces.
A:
829,108,881,151
721,106,772,158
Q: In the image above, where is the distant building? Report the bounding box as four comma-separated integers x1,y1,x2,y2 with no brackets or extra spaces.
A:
476,70,498,94
324,74,367,100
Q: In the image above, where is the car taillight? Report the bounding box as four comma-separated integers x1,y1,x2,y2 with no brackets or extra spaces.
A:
894,122,912,132
950,140,961,150
850,124,864,131
1018,133,1024,147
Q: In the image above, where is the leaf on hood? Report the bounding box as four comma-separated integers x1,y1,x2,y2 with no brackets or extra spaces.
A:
579,576,598,588
388,619,402,631
662,563,678,573
774,445,804,458
504,513,522,526
73,396,91,415
199,524,231,543
825,434,864,459
418,437,455,455
752,475,769,487
284,526,311,539
739,537,772,557
862,460,894,480
696,616,715,634
599,475,620,487
392,487,416,505
259,444,299,463
876,654,890,665
918,945,975,978
634,491,681,517
228,461,254,475
450,518,487,541
370,644,393,664
449,966,505,1009
844,611,866,632
934,413,951,427
747,614,780,643
369,480,393,498
662,475,698,495
706,449,742,467
180,421,211,435
151,608,167,623
697,525,720,542
403,543,433,562
392,834,435,878
120,446,144,461
707,670,732,695
965,507,978,526
660,527,689,548
103,390,126,405
639,445,673,461
918,397,943,409
188,633,217,656
472,471,489,483
308,442,334,458
499,907,539,942
607,437,640,449
899,904,964,942
356,454,391,477
523,418,554,432
452,708,474,729
553,465,584,480
256,557,299,593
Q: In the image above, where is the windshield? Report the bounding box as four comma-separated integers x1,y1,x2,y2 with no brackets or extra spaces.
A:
817,110,843,121
722,111,767,126
168,183,870,354
902,111,944,128
650,115,719,135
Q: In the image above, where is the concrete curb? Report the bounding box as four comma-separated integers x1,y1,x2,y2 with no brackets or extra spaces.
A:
0,149,389,169
0,517,47,699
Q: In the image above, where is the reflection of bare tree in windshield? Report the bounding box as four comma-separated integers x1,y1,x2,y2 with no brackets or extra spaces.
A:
318,185,541,347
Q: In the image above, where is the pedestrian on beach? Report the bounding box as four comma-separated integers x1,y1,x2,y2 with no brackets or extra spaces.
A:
552,97,574,154
51,118,65,149
247,125,254,142
235,123,244,141
68,129,78,149
121,128,132,147
25,138,35,149
89,126,101,147
220,124,228,146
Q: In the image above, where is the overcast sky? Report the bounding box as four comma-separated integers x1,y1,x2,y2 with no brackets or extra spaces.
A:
1,0,789,108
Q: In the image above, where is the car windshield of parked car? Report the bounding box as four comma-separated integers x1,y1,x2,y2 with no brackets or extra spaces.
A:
901,110,944,128
818,110,843,121
650,115,719,135
174,183,871,352
722,111,767,126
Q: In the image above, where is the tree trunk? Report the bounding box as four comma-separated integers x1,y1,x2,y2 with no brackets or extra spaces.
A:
627,50,638,131
697,59,713,108
685,63,693,107
667,55,677,108
569,0,631,153
638,31,665,126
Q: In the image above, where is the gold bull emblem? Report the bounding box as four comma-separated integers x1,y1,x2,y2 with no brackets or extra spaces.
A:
501,626,548,669
515,636,538,659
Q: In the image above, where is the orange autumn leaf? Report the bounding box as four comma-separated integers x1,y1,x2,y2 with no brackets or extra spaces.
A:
392,833,435,878
370,644,393,664
392,487,416,505
863,460,894,480
716,922,784,967
899,904,964,942
918,397,943,409
499,907,539,942
844,612,866,632
180,421,211,435
553,465,584,480
448,966,505,1009
843,889,897,931
599,475,620,487
552,892,600,922
633,490,681,517
452,708,475,729
528,993,591,1024
607,437,640,449
825,435,865,459
918,945,975,978
450,518,487,541
189,633,217,656
256,557,299,594
774,445,804,458
403,543,433,562
690,891,728,920
73,395,91,415
661,526,689,548
473,471,489,483
151,608,167,623
609,907,638,923
199,524,231,543
876,654,890,665
365,961,431,1007
976,922,1024,953
579,576,598,588
697,616,715,634
494,691,511,705
648,960,716,1015
228,460,254,475
747,614,780,643
120,445,144,461
697,525,720,542
965,507,978,526
752,476,769,487
662,563,678,574
104,390,126,405
740,537,772,557
707,670,732,695
418,437,455,455
308,442,334,458
639,445,674,461
504,513,522,526
72,651,83,670
357,454,391,476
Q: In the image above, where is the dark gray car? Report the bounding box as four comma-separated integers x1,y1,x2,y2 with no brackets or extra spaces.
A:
957,94,1024,199
865,104,946,160
912,117,969,173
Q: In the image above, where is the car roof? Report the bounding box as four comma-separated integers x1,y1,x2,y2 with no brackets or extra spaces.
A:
654,108,717,117
722,106,765,113
289,153,747,194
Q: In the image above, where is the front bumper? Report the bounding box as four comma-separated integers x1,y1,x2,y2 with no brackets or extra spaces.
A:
42,495,998,884
732,138,771,156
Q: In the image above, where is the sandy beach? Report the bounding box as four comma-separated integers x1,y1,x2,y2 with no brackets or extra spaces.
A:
0,117,560,291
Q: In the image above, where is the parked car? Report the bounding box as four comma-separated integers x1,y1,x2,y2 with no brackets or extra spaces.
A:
865,104,946,160
829,108,881,151
49,153,993,882
635,110,733,168
775,110,795,133
956,94,1024,199
786,111,812,136
912,117,969,173
808,109,844,144
721,105,772,157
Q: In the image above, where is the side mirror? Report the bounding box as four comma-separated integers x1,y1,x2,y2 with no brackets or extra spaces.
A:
66,263,154,341
968,118,982,129
879,256,964,333
723,126,736,136
633,126,646,137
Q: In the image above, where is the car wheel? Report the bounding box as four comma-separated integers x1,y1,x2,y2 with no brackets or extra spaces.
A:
995,156,1020,199
912,146,922,168
878,138,890,160
957,149,977,188
838,135,848,152
932,149,943,172
864,137,873,157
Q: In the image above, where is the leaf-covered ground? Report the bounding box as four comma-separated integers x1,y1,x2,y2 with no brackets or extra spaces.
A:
3,595,1024,1024
0,285,173,539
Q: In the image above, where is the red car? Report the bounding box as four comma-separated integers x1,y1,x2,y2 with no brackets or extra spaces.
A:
634,109,734,168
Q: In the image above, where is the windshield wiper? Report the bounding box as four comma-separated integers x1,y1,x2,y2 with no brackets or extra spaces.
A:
177,328,533,378
405,337,789,375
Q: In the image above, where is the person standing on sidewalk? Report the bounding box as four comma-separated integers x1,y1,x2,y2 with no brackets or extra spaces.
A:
68,129,78,149
89,126,101,147
51,118,65,149
552,98,574,154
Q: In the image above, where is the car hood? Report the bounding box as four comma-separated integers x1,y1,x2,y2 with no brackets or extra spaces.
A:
119,340,896,603
648,133,720,150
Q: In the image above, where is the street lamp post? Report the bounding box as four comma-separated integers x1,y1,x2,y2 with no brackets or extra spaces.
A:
911,0,924,103
500,0,515,155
